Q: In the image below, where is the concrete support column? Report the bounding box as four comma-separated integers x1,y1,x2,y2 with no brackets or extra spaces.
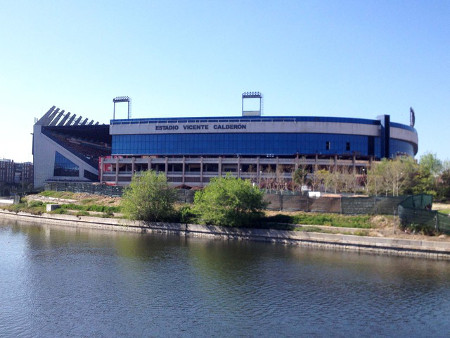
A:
237,156,241,179
352,154,356,175
200,157,204,185
147,157,151,171
164,157,168,176
315,153,318,173
334,154,338,171
115,157,119,185
256,156,260,178
131,157,135,177
256,157,260,173
218,157,222,177
99,157,103,183
182,156,186,184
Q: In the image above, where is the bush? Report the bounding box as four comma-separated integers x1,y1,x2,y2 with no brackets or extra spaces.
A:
59,203,120,213
262,213,372,228
178,205,196,224
193,175,267,227
121,171,176,222
76,211,90,217
51,208,67,215
28,201,44,208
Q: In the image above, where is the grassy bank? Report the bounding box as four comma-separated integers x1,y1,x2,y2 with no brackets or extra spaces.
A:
1,191,386,231
262,213,372,229
2,191,449,240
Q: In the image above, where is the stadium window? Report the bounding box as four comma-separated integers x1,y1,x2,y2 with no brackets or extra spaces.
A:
346,142,350,151
54,152,79,177
326,141,331,150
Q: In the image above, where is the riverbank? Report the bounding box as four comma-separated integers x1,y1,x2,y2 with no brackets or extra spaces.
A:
1,209,449,260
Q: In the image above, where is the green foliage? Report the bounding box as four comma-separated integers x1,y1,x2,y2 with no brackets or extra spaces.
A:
59,203,120,213
50,208,67,214
402,223,436,236
419,152,443,177
28,200,44,208
178,205,196,224
315,169,332,193
292,167,308,188
193,174,267,227
101,210,115,218
436,169,450,201
121,170,176,222
366,156,418,196
39,191,75,199
263,213,372,228
2,200,45,215
76,211,90,216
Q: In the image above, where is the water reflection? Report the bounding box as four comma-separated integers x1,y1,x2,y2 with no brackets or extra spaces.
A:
0,220,449,337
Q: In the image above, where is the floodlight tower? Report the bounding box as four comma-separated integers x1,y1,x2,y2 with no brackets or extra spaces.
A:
113,96,132,119
242,92,263,116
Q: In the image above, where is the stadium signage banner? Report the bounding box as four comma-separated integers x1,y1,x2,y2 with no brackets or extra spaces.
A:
154,123,247,132
111,121,381,137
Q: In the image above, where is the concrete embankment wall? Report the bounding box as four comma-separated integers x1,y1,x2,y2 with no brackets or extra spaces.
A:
1,210,449,260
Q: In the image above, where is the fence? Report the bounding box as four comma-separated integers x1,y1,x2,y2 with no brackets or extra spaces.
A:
45,182,407,215
264,194,406,215
398,194,450,235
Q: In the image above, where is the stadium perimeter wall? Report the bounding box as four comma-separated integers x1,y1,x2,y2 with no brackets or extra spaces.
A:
43,182,406,215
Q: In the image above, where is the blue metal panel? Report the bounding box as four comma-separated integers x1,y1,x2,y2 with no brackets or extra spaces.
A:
390,139,416,157
112,133,383,157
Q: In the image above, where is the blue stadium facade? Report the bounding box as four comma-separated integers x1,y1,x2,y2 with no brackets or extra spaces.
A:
100,113,418,187
33,104,418,188
110,115,417,159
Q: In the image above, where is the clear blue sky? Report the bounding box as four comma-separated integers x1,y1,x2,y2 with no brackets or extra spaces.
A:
0,0,449,162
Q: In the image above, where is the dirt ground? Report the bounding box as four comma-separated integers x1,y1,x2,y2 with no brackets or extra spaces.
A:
25,193,121,207
433,203,450,211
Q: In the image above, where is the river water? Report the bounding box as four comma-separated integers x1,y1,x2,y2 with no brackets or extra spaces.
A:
0,220,449,337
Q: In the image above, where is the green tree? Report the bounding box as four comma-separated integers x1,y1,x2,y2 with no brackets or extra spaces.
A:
419,152,443,177
121,170,176,221
366,161,385,196
366,157,418,196
412,153,444,196
315,169,332,192
437,169,450,201
293,167,308,190
193,174,267,227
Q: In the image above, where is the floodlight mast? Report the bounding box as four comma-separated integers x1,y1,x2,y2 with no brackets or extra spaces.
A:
113,96,132,119
242,92,263,116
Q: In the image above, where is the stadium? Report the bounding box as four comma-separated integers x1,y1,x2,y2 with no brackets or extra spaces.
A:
33,94,418,188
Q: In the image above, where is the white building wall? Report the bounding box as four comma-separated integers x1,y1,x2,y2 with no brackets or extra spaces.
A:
33,125,99,188
110,121,381,137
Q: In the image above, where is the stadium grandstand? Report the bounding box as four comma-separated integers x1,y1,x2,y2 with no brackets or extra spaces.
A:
33,96,418,188
33,106,110,188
